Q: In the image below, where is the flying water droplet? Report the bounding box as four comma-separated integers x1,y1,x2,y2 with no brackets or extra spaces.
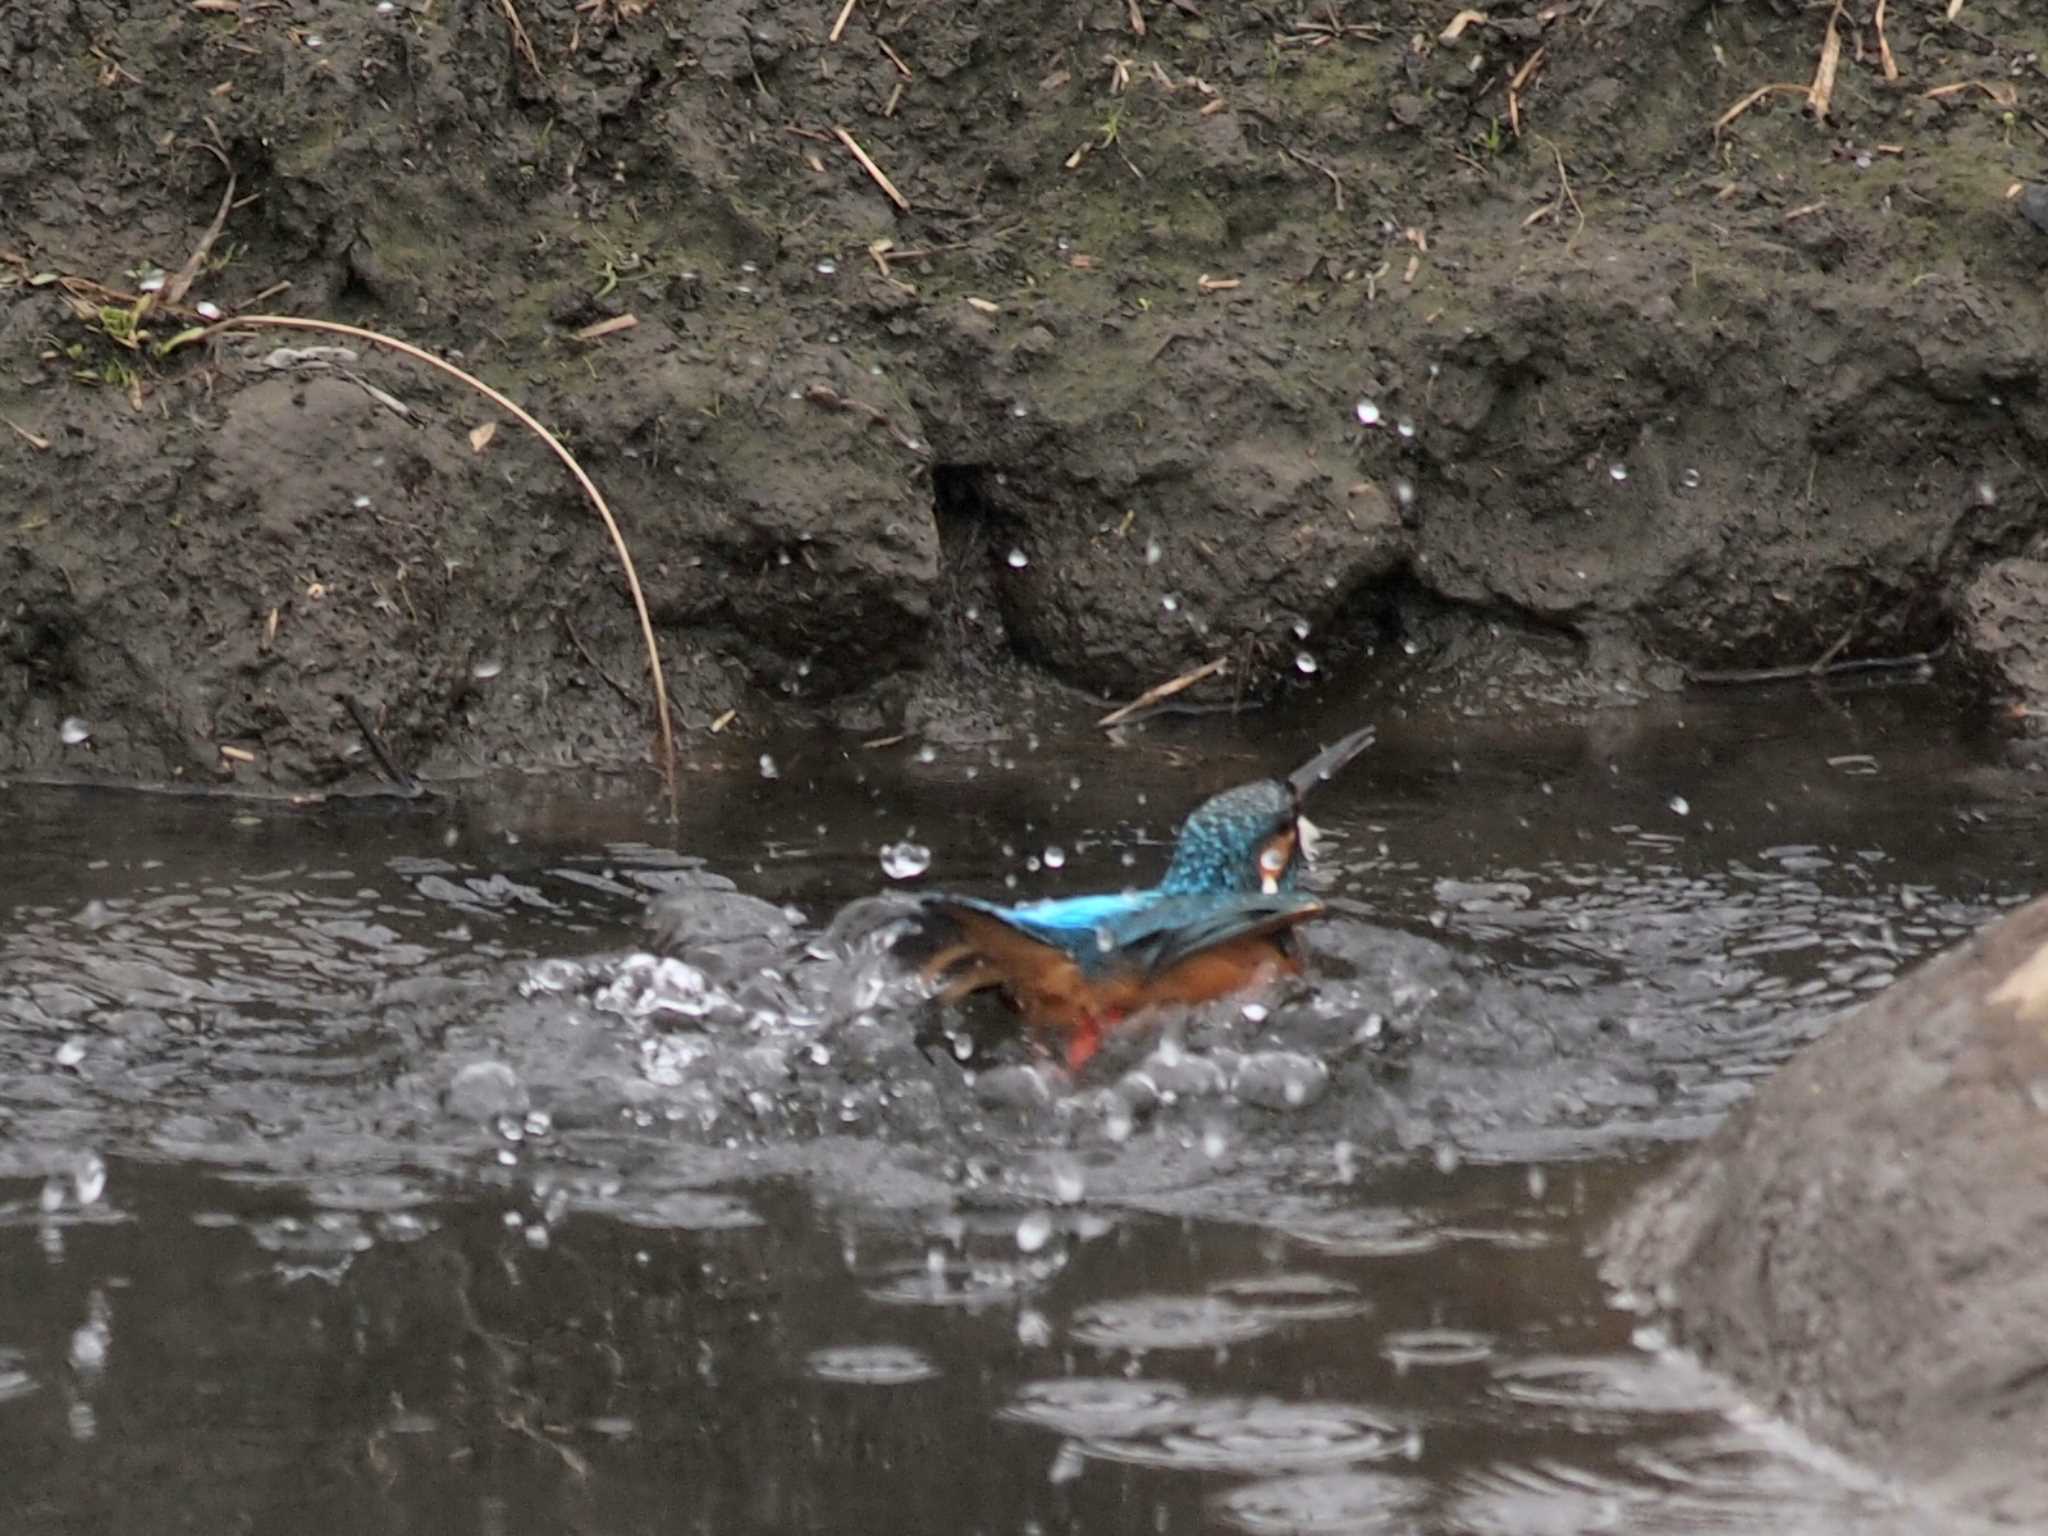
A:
1043,846,1067,870
814,258,838,276
1608,462,1629,483
55,1037,87,1069
1009,401,1030,419
1668,794,1690,817
880,842,932,880
1145,539,1163,566
1679,467,1702,490
59,717,91,746
1977,478,1998,507
470,658,503,681
1016,1211,1054,1253
1354,399,1382,427
1006,547,1029,570
72,1154,106,1207
1162,593,1180,612
1396,417,1415,440
1395,479,1415,508
758,753,779,779
1295,651,1318,675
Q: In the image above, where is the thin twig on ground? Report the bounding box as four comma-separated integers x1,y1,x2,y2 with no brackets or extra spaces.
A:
1098,656,1229,728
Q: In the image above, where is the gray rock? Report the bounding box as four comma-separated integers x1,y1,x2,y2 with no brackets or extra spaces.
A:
1603,894,2048,1527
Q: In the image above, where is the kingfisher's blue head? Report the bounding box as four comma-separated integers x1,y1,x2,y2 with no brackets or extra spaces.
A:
1155,726,1375,898
1158,781,1307,897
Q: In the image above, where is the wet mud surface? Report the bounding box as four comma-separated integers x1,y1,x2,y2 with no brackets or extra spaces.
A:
5,1,2048,785
0,685,2041,1530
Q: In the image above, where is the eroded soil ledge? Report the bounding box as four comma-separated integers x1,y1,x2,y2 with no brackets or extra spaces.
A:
2,0,2046,786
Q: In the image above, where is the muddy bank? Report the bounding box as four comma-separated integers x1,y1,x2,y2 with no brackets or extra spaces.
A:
2,0,2047,785
1602,892,2048,1527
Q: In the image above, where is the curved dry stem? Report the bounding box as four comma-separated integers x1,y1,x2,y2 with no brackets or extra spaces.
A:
188,314,677,798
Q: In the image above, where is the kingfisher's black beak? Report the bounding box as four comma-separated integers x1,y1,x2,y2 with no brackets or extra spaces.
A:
1286,725,1376,804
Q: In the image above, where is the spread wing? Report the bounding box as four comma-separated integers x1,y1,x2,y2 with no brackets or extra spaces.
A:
918,889,1320,986
1091,892,1325,976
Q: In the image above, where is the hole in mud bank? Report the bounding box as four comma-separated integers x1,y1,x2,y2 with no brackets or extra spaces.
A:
930,464,1015,657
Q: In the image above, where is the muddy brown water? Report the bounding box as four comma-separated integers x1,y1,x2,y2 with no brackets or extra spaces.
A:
0,685,2038,1534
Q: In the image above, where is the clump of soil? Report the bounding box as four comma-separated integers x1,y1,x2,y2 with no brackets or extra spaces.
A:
2,0,2045,786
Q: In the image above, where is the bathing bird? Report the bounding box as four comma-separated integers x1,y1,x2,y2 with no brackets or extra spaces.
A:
915,726,1374,1068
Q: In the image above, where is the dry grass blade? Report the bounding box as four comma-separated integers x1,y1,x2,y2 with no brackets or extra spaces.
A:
828,0,857,43
572,313,638,341
1874,0,1898,81
184,314,678,798
1713,81,1809,137
498,0,547,83
1924,80,2019,107
1809,0,1844,121
1441,9,1486,42
1097,656,1228,728
834,126,911,211
160,154,234,310
3,416,51,450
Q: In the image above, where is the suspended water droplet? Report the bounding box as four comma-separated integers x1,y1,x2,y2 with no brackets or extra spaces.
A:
1043,846,1067,870
1395,478,1416,508
1009,401,1030,419
1295,651,1318,675
72,1154,106,1207
1354,399,1381,427
1144,539,1163,566
1017,1309,1053,1347
1608,462,1629,483
1161,593,1180,612
1976,478,1998,507
470,658,504,681
1668,794,1690,817
814,258,838,276
758,753,779,779
1396,417,1416,440
1433,1142,1461,1174
1201,1124,1227,1160
1400,638,1420,656
55,1037,87,1069
880,842,932,880
739,260,759,274
916,743,938,764
1016,1211,1054,1253
1050,1161,1086,1204
58,717,91,746
1679,467,1702,490
1006,547,1029,570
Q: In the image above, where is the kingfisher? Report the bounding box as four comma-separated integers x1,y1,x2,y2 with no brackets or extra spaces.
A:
913,726,1374,1070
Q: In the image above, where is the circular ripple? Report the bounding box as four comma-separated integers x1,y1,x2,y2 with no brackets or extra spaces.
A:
1276,1207,1442,1258
1216,1470,1428,1535
0,1351,36,1404
865,1259,1039,1309
1489,1354,1718,1429
803,1343,940,1386
607,1192,763,1232
1071,1294,1275,1352
1211,1273,1371,1325
1084,1398,1407,1474
1002,1378,1195,1438
1448,1458,1650,1535
1382,1327,1495,1370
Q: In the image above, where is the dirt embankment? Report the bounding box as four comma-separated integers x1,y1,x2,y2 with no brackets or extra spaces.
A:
2,0,2045,786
